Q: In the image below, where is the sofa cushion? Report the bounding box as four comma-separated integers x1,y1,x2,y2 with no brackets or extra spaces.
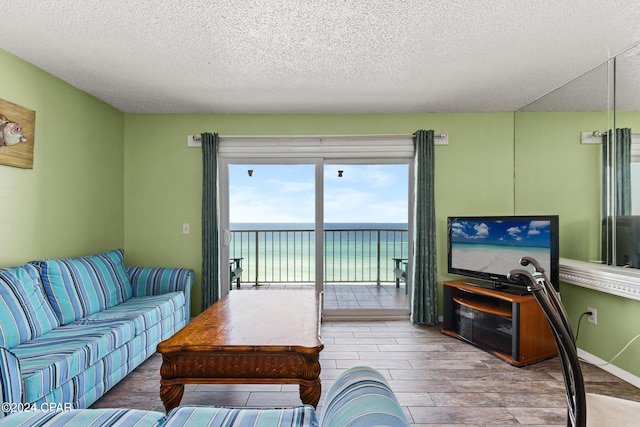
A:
0,408,165,427
0,264,60,348
33,249,133,325
12,319,137,403
163,405,319,427
78,292,185,336
31,334,149,409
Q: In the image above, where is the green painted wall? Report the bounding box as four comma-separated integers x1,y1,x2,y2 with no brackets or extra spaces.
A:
514,112,607,261
0,48,125,266
561,283,640,373
617,111,640,134
123,113,515,316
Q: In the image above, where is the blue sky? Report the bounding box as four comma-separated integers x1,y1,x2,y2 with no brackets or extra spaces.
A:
229,164,408,223
450,219,552,248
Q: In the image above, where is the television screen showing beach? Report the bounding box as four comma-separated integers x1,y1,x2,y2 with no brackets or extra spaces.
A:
450,219,552,276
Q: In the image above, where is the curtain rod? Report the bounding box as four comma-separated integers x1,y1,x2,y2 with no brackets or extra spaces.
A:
581,130,640,144
589,130,640,138
189,132,447,143
187,132,448,147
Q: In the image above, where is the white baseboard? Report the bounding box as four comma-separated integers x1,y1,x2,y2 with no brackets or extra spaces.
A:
578,348,640,389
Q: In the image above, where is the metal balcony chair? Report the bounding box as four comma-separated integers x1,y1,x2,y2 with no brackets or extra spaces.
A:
392,257,408,294
508,257,640,427
229,257,243,289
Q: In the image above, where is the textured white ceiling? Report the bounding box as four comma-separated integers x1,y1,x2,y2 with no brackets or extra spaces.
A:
1,0,639,114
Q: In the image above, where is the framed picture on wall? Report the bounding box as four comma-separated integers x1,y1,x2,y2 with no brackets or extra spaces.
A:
0,97,35,169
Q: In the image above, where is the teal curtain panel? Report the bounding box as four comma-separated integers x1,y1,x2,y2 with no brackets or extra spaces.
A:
411,130,438,325
201,133,220,310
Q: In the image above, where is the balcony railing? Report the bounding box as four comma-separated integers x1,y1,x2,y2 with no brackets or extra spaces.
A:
229,227,409,285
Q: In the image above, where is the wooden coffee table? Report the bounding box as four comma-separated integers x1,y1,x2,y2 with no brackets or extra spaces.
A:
157,290,324,412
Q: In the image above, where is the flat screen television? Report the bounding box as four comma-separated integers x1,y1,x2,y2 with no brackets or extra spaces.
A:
447,215,560,292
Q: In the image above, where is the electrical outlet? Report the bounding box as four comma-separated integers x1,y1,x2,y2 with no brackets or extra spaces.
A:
182,223,190,235
587,307,598,325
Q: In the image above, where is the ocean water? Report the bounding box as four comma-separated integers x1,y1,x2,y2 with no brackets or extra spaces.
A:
231,222,408,231
229,223,409,283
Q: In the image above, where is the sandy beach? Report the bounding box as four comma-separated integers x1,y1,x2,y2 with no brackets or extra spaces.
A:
451,244,550,276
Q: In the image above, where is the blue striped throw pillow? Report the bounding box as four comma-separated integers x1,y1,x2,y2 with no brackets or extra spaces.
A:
33,249,133,325
0,264,60,349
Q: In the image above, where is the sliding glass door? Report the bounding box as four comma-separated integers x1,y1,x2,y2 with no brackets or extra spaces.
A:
217,135,414,318
226,163,316,288
323,163,410,315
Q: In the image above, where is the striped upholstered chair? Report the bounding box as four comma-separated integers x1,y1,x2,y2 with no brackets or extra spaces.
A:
319,366,410,427
161,366,410,427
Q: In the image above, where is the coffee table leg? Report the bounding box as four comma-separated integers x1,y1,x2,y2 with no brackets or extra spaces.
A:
160,383,184,412
300,380,321,408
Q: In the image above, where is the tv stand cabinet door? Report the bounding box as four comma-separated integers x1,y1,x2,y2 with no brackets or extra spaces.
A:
517,298,557,363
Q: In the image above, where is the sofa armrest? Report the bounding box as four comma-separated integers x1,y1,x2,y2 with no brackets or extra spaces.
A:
126,267,194,324
0,347,23,418
318,366,409,427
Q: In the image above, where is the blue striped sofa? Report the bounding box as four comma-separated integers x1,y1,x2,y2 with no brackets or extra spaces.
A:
0,249,193,416
0,366,409,426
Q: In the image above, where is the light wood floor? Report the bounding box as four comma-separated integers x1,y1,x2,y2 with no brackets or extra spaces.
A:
92,320,640,426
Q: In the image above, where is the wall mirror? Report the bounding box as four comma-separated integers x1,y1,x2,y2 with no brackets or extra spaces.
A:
518,61,612,114
516,42,640,272
515,55,614,264
610,44,640,268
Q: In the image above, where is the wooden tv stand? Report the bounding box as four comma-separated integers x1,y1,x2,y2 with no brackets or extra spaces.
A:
441,280,556,366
